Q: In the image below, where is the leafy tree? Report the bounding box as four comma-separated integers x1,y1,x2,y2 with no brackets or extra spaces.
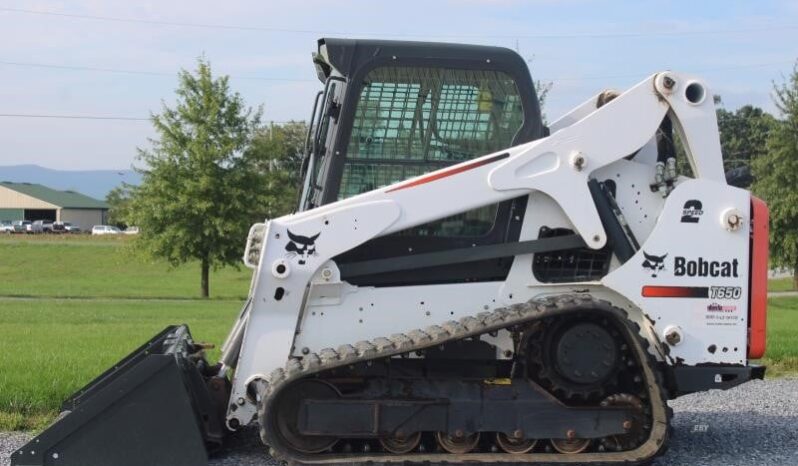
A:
247,121,308,218
105,184,132,228
127,58,263,297
674,98,775,184
716,102,776,186
752,64,798,289
535,80,553,123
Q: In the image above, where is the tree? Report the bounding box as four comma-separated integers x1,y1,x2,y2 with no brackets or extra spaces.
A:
247,121,308,218
715,102,776,185
127,58,263,297
674,98,776,184
534,80,553,124
752,64,798,289
105,184,132,228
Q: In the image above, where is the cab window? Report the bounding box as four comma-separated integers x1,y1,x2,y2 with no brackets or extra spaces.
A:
340,66,524,237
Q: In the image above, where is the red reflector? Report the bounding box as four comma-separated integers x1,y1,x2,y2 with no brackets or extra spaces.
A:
748,196,768,359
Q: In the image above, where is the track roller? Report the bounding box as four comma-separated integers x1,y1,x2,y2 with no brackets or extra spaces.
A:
496,432,537,454
379,432,421,454
436,432,480,454
550,438,591,454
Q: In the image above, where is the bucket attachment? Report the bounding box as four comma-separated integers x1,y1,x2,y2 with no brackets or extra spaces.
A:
11,325,229,466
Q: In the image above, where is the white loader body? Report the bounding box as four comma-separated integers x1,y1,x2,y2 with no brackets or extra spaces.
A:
222,72,759,429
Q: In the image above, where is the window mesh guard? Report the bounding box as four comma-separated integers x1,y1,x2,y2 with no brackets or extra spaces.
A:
340,66,524,200
532,227,612,283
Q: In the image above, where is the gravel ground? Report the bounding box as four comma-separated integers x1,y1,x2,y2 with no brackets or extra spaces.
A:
0,433,30,466
3,378,797,466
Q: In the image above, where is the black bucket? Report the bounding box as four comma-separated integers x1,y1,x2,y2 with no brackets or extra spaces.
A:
11,325,229,466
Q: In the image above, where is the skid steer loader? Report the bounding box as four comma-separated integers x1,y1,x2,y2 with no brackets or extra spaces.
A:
13,38,769,466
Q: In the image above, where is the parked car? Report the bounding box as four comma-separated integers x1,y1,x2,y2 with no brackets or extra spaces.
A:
12,220,29,233
91,225,121,236
124,226,140,235
24,220,42,234
0,220,14,234
33,220,54,233
54,221,81,233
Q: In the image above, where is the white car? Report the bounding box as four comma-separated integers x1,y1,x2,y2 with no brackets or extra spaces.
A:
0,220,14,233
91,225,121,236
64,222,82,233
124,226,140,235
25,221,43,234
33,220,54,233
11,220,29,233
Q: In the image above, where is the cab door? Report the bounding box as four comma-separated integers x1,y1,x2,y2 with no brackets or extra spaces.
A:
328,65,541,286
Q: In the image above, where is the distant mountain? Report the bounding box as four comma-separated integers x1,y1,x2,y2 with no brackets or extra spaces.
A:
0,164,141,200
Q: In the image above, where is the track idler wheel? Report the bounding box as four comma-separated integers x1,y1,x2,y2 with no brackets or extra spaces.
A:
599,393,646,451
436,431,480,454
273,380,339,454
496,432,537,454
379,432,421,454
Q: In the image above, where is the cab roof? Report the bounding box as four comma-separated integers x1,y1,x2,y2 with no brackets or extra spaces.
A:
314,37,532,83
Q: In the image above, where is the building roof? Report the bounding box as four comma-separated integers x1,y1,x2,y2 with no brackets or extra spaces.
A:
0,182,109,209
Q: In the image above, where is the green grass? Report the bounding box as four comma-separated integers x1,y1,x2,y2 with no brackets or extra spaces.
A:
0,235,250,299
0,235,250,429
1,296,796,431
1,235,797,432
768,277,796,292
0,298,242,430
758,296,798,376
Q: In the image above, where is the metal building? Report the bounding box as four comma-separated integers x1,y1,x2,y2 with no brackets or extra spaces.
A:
0,181,109,230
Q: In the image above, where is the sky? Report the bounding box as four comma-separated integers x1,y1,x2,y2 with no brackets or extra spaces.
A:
0,0,797,170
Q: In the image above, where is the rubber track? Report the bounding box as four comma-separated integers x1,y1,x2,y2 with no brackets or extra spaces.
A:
258,294,672,465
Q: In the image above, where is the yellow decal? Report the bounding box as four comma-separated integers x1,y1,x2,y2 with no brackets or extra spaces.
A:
483,378,512,385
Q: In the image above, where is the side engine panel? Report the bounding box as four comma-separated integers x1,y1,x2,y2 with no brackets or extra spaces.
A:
604,179,751,365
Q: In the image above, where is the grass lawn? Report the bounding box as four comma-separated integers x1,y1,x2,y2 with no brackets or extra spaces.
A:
758,296,798,376
1,235,796,432
0,235,251,299
1,296,796,431
0,298,242,430
769,277,796,292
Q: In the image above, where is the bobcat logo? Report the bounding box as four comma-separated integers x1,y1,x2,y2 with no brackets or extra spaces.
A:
642,251,667,278
285,230,320,265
